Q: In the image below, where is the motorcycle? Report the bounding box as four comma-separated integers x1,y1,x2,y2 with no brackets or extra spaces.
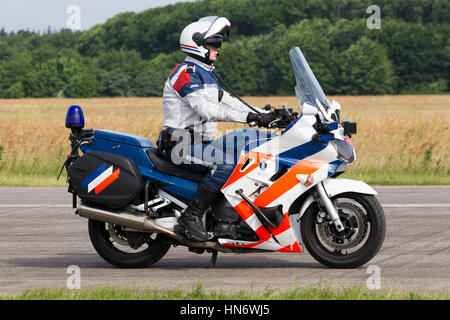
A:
59,47,385,268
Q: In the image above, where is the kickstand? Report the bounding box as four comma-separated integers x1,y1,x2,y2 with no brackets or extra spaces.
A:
209,250,218,267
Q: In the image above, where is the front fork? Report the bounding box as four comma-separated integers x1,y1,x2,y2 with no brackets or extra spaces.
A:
314,182,344,232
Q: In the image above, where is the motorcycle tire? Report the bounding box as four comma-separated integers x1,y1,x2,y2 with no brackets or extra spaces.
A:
88,219,171,268
300,193,385,269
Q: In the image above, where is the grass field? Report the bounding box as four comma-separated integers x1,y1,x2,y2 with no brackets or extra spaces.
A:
2,283,448,300
0,95,449,186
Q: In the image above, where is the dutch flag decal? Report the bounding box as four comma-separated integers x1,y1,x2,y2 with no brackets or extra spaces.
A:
82,163,120,194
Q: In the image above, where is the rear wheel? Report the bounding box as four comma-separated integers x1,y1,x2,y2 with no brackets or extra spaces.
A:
300,193,385,268
88,219,171,268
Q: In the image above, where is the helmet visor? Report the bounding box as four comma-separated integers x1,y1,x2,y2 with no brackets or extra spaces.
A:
204,38,222,48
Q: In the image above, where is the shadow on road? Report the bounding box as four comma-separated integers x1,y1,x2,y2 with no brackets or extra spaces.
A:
5,254,324,270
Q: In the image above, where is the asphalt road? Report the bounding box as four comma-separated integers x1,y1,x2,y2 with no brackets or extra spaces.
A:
0,186,449,295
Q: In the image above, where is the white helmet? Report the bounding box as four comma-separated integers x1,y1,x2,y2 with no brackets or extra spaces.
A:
179,16,231,63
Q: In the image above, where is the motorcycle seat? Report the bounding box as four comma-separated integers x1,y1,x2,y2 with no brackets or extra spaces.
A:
146,147,204,183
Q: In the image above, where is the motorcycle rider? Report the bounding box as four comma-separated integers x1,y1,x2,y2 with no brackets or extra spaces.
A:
159,16,274,241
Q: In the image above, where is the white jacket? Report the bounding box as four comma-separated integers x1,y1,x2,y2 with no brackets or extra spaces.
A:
162,56,250,140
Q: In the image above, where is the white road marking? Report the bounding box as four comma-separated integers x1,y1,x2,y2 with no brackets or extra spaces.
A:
381,204,450,208
1,203,449,208
0,204,73,208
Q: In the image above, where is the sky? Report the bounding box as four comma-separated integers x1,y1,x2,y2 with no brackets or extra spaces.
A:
0,0,198,33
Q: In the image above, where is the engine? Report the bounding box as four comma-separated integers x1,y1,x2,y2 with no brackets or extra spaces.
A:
212,196,259,241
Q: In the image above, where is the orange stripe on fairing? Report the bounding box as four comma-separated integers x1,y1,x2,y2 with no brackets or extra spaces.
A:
278,241,302,253
233,201,272,242
225,158,325,252
254,225,272,241
221,151,272,190
253,160,327,250
254,160,326,208
229,201,272,249
234,201,255,220
230,202,298,251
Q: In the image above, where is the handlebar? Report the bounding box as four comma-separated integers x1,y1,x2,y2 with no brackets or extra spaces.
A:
247,105,299,129
267,105,298,129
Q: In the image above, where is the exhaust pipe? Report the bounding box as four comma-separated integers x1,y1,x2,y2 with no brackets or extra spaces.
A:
77,204,161,233
76,204,251,254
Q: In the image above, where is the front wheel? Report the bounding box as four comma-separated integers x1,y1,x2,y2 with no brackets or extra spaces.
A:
88,219,171,268
300,193,385,268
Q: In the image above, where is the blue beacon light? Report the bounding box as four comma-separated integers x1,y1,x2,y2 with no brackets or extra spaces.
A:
65,105,85,129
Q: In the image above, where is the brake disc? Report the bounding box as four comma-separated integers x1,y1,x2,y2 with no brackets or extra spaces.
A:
317,202,368,250
108,224,129,246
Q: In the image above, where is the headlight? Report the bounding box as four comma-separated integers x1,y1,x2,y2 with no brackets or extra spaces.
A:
331,139,355,163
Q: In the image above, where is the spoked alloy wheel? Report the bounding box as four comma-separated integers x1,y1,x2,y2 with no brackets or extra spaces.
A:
301,193,385,268
88,219,171,268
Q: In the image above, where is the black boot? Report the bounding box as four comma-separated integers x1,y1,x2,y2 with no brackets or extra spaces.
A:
176,183,218,241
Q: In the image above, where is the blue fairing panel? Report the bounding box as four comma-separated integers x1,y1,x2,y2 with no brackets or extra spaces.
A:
140,168,198,200
91,130,155,170
94,130,154,147
276,141,328,168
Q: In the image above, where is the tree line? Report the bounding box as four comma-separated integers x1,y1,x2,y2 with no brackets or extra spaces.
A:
0,0,448,98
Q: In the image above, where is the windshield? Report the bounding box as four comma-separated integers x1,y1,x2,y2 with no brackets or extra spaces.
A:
289,47,331,112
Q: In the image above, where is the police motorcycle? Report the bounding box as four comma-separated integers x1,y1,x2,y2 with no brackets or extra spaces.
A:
59,47,385,268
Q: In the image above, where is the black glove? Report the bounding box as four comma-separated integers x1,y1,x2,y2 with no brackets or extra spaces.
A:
246,112,275,128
